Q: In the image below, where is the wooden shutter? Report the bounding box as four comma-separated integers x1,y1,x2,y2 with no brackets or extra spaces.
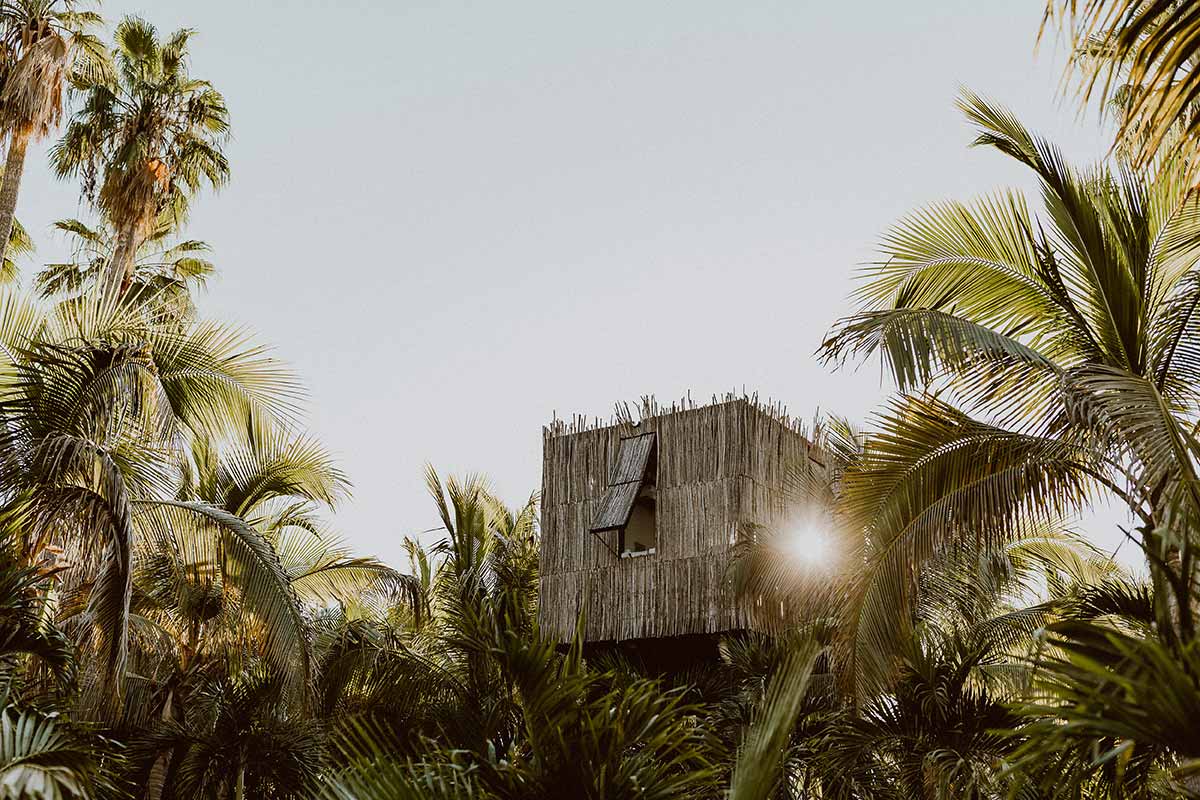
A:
589,432,656,533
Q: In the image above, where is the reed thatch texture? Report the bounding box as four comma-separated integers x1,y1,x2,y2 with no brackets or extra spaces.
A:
539,396,817,642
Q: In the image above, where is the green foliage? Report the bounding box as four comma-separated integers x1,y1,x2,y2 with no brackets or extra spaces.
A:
51,15,228,294
37,218,216,324
817,633,1024,800
728,638,821,800
822,90,1200,700
1012,621,1200,797
0,3,1194,799
0,707,112,800
128,667,324,800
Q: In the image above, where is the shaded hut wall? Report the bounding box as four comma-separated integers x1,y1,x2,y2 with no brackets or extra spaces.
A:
539,399,815,642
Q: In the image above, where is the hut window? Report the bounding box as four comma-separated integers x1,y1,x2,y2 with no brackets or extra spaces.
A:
589,432,657,556
623,484,657,555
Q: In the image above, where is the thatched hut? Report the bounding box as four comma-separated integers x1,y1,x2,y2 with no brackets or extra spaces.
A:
538,395,822,661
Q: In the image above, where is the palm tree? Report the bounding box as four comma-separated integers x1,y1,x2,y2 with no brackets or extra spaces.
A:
724,424,1121,795
407,469,538,753
129,666,324,800
51,16,228,297
0,0,105,268
0,287,303,699
319,617,721,800
814,632,1025,800
1043,0,1200,170
313,472,730,800
106,419,405,800
1001,569,1192,795
821,92,1200,697
126,416,400,697
37,217,215,322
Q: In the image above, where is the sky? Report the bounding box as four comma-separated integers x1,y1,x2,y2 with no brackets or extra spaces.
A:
15,1,1137,567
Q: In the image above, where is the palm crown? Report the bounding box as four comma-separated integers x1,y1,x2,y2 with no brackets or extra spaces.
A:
823,91,1200,696
0,0,105,268
37,217,216,323
52,15,228,296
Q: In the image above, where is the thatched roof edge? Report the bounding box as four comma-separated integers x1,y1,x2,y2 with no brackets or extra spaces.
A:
543,391,815,441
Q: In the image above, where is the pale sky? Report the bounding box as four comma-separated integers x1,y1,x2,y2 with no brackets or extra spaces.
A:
15,1,1136,567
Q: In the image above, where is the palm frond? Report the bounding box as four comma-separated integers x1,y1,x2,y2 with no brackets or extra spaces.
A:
838,394,1097,701
146,321,303,435
0,707,108,799
729,638,821,800
1013,620,1200,796
137,500,311,692
1043,0,1200,171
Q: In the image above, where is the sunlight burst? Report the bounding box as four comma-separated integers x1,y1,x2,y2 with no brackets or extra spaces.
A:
785,523,835,569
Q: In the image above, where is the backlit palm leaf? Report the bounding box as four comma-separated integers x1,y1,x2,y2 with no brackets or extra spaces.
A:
145,321,303,436
824,91,1200,701
276,528,405,607
135,500,311,691
1044,0,1200,171
837,394,1096,700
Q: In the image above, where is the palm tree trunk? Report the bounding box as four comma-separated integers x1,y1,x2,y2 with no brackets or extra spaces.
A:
147,624,199,800
103,218,141,298
0,127,31,270
145,688,174,800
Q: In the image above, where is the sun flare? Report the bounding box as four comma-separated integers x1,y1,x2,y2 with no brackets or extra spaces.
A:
785,523,835,568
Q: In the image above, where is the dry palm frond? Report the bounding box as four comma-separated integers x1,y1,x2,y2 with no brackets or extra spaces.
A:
1043,1,1200,173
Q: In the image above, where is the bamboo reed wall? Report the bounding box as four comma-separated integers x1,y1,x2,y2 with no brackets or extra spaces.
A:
539,395,817,642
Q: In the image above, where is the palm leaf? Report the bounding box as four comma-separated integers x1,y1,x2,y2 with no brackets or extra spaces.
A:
136,500,311,692
1043,0,1200,171
728,638,821,800
0,708,105,800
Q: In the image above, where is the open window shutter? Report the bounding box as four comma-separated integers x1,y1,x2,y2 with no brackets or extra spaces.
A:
589,432,656,533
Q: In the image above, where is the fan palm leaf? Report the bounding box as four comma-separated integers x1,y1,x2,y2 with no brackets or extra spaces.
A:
0,0,107,270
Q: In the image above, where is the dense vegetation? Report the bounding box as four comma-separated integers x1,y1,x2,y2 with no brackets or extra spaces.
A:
0,0,1198,798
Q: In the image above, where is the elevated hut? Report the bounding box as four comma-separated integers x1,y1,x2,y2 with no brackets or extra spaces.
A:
538,396,822,661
